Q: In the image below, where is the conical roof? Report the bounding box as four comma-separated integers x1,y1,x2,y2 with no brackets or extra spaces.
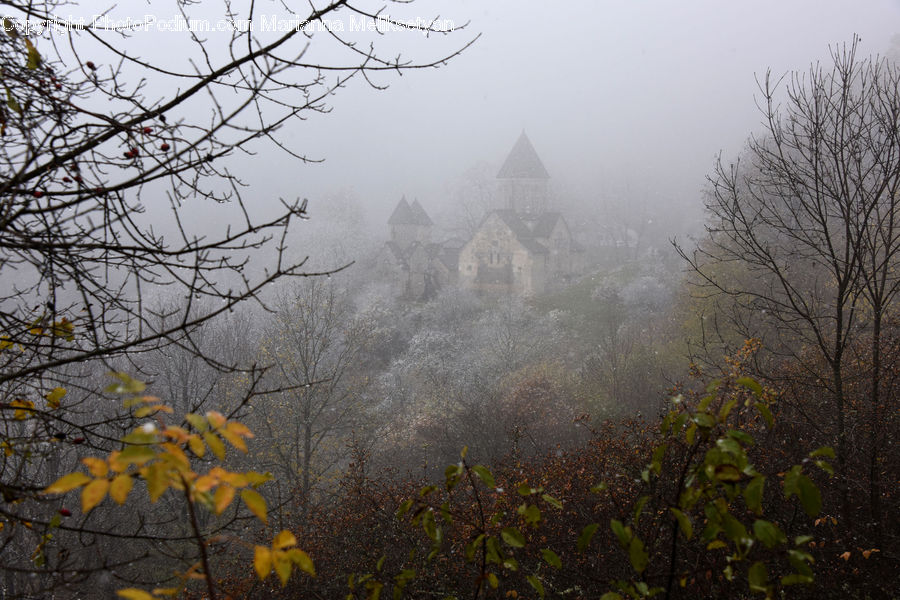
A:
497,131,550,179
388,196,415,225
409,200,434,226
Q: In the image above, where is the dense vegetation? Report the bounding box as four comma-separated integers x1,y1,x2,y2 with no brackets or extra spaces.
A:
0,3,897,599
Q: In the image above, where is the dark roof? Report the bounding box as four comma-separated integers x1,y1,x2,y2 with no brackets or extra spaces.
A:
497,131,550,180
409,200,434,226
491,210,557,254
388,197,414,225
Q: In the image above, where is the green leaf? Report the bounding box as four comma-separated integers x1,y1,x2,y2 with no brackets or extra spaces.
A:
651,443,667,475
633,495,649,526
599,594,623,600
611,519,630,548
628,535,649,574
781,573,813,585
744,475,765,514
541,493,562,509
471,465,495,489
526,574,545,599
6,87,22,114
753,519,784,549
670,508,693,540
577,523,599,552
501,527,526,548
106,372,146,395
727,429,754,446
754,402,774,429
748,561,768,592
24,38,41,69
693,413,715,428
797,476,822,517
809,446,835,459
541,548,562,569
736,376,762,397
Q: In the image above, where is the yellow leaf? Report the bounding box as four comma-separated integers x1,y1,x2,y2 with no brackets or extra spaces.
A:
152,588,179,597
44,472,91,494
206,411,226,428
226,421,254,439
116,589,155,600
194,475,218,493
11,398,34,420
203,432,225,460
135,404,173,417
241,488,267,524
45,387,66,409
163,425,189,443
288,548,315,577
188,435,205,458
274,550,292,586
110,474,133,505
185,413,207,432
81,478,109,512
145,463,169,502
840,551,851,561
218,427,247,453
159,443,189,470
254,546,272,579
273,530,297,550
82,457,108,478
213,485,235,515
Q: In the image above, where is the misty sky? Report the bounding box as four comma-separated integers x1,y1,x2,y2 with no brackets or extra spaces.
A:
53,1,900,235
259,0,900,225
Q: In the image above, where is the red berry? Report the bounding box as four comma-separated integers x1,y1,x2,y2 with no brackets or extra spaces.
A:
142,127,152,134
33,190,44,198
55,83,62,90
123,151,131,158
62,176,71,182
86,61,96,70
72,437,85,444
59,508,72,517
160,143,170,151
73,175,82,183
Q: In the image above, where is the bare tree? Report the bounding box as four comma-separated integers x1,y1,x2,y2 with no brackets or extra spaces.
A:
255,279,374,522
677,38,900,526
0,2,472,596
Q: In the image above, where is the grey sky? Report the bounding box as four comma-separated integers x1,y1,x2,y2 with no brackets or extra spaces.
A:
49,1,900,233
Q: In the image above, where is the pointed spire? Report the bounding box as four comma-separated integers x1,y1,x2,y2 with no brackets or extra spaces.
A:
388,196,415,225
497,131,550,179
409,199,434,226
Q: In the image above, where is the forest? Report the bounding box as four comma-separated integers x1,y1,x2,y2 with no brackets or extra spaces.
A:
0,1,897,599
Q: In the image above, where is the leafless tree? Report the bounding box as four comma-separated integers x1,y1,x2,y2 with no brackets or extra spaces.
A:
677,38,900,527
0,1,473,596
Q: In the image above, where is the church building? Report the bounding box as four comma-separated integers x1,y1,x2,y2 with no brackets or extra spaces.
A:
457,131,582,295
379,131,581,299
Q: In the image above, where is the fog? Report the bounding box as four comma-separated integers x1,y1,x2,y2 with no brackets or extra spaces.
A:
4,1,900,597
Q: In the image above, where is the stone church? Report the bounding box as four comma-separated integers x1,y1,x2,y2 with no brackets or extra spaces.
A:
377,132,581,299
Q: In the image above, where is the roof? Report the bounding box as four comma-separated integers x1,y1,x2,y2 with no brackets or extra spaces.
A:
388,197,414,225
388,197,434,226
497,131,550,180
409,200,434,226
491,210,558,254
